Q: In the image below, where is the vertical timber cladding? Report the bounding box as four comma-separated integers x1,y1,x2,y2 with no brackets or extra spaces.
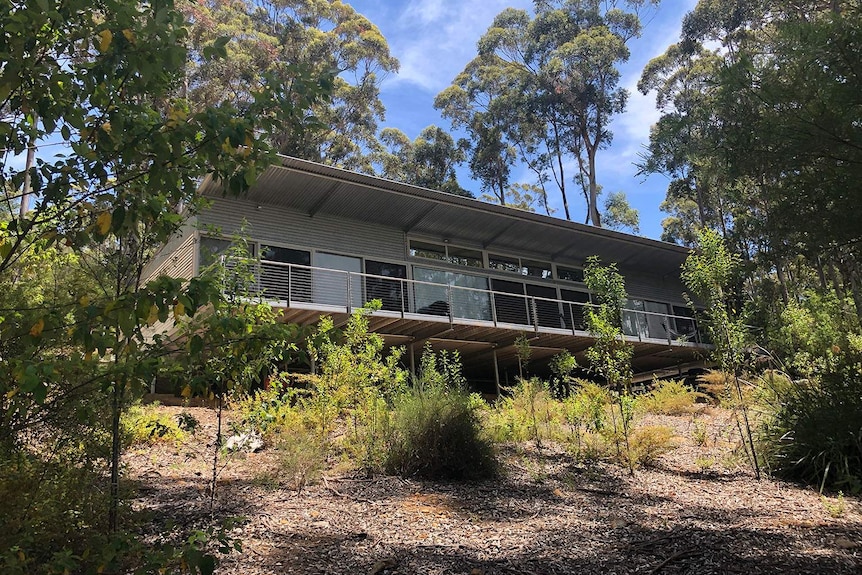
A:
198,196,408,262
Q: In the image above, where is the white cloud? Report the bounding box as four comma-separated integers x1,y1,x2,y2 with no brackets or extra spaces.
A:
383,0,532,92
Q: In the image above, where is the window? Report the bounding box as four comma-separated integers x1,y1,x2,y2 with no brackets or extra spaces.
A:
523,260,552,279
259,245,311,302
491,279,527,325
409,240,446,261
560,289,590,331
412,267,491,320
526,284,561,328
488,254,521,273
365,260,407,312
447,246,483,268
489,254,552,279
410,240,482,268
623,298,670,339
199,236,256,268
557,266,585,283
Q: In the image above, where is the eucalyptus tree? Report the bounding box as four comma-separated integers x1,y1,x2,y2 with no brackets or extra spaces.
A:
439,1,656,225
639,0,862,322
377,125,472,197
182,0,399,171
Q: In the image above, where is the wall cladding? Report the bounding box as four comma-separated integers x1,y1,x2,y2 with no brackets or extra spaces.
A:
199,197,407,262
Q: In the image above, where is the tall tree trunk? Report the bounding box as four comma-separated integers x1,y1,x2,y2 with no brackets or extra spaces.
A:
775,261,790,305
588,150,601,227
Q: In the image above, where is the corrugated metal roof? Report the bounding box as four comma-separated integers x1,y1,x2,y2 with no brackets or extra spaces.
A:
200,155,692,276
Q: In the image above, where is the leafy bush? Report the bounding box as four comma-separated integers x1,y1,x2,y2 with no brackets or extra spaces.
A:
122,404,187,446
0,451,112,574
231,378,305,438
758,349,862,491
386,384,496,480
638,379,699,415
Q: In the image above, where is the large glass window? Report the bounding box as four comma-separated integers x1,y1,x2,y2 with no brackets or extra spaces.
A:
260,245,310,302
491,279,528,325
526,284,562,328
365,260,407,312
671,305,697,341
314,252,363,308
200,237,256,268
623,299,670,339
412,267,491,320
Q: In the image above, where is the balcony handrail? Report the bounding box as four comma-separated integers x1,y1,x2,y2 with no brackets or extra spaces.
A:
236,258,703,344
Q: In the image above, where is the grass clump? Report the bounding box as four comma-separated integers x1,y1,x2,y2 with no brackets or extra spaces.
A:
758,351,862,492
626,425,677,467
274,426,327,493
486,377,563,446
638,379,700,415
386,384,496,480
385,347,496,480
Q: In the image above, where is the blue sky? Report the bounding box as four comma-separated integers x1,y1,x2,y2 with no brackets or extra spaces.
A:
348,0,699,241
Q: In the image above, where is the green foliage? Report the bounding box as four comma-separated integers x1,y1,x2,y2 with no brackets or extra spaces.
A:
602,191,640,235
548,350,578,399
0,0,333,548
821,492,846,518
487,377,562,447
183,0,395,171
377,126,471,196
438,0,655,224
758,349,862,492
231,378,305,438
122,404,187,446
638,379,700,416
562,381,610,461
0,450,111,574
312,302,407,474
386,382,496,481
583,256,633,392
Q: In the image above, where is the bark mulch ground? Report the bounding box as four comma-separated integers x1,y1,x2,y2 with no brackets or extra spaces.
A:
126,405,862,575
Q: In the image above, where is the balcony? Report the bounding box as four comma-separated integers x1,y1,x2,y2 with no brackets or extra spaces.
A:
223,259,706,349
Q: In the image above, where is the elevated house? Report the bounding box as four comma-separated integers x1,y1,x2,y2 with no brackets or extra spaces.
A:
145,156,708,393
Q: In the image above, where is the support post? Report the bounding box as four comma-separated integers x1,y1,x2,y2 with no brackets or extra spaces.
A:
493,348,501,399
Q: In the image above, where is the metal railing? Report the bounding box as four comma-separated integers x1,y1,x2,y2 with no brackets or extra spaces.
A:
224,259,704,346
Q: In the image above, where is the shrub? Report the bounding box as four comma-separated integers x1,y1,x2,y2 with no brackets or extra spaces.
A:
638,379,699,415
274,426,327,493
231,379,304,438
626,425,677,467
121,404,186,446
0,450,113,574
488,377,563,446
562,381,610,459
758,351,862,491
386,384,496,480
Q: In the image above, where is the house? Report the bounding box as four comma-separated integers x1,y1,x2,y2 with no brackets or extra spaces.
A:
145,155,708,393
